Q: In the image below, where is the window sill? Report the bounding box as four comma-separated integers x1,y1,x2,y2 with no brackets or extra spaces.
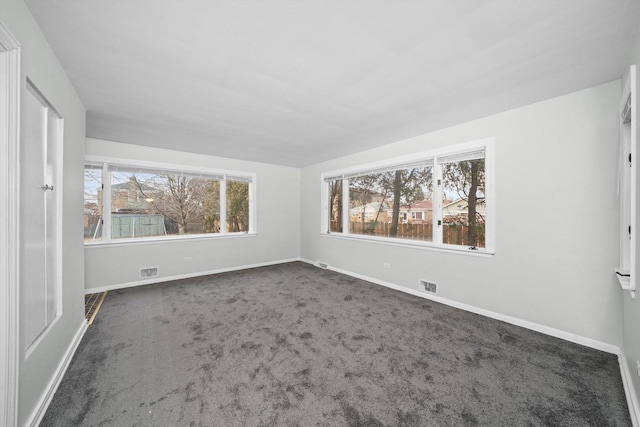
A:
321,232,494,258
615,269,636,299
615,269,630,287
85,232,256,248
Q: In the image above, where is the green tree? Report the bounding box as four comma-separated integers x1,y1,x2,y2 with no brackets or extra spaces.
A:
227,181,249,232
388,168,431,237
349,167,431,237
442,159,485,247
202,180,220,233
328,179,343,232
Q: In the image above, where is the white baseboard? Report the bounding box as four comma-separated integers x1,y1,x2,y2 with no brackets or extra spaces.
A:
620,352,640,427
26,319,88,427
300,258,619,354
85,258,302,294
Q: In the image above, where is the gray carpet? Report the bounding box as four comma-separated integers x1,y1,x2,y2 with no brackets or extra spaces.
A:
42,262,631,426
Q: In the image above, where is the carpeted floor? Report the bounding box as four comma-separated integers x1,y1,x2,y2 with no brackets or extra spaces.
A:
42,262,631,426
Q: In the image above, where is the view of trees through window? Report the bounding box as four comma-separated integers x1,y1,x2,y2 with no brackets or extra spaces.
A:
442,157,485,248
84,165,102,240
84,164,252,241
348,166,433,241
327,178,342,233
326,148,487,249
226,180,250,233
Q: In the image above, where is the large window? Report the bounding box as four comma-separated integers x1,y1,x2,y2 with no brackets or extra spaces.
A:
322,139,492,253
84,160,255,243
347,162,433,241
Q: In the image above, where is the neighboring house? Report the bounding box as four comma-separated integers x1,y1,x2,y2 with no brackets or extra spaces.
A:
443,197,486,224
397,200,433,224
350,202,389,222
110,177,159,213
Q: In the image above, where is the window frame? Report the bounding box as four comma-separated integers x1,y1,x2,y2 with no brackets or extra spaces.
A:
321,138,494,256
84,155,256,246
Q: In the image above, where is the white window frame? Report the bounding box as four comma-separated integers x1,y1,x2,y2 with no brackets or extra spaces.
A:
84,155,256,245
321,138,494,256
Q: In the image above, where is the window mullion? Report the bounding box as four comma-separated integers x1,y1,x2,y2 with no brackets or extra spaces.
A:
433,162,443,245
322,180,329,233
102,163,111,242
249,181,256,234
342,177,349,235
220,178,227,235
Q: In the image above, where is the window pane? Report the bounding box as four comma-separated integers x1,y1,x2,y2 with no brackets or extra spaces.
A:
226,180,249,233
348,166,432,241
203,181,221,233
84,165,102,241
349,172,387,236
327,179,343,232
442,158,486,248
110,170,220,239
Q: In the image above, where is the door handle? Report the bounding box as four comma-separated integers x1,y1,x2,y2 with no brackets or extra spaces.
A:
41,184,54,191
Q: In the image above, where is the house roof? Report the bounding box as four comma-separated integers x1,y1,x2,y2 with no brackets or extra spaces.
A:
111,180,157,192
350,202,389,214
443,197,486,209
400,200,433,210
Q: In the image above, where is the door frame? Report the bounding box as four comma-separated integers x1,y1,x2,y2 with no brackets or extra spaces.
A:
0,21,21,427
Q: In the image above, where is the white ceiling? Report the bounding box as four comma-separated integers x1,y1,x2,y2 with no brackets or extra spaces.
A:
24,0,640,167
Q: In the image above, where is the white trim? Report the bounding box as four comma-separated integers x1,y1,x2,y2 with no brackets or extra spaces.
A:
84,155,257,243
0,21,20,427
320,138,494,254
320,232,494,258
25,319,87,427
620,352,640,426
84,258,301,294
619,65,637,299
299,258,619,354
631,63,637,300
85,154,255,182
24,315,62,360
321,138,494,179
85,231,257,248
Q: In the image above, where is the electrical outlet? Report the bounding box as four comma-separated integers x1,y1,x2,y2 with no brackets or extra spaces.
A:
184,257,192,263
384,263,391,269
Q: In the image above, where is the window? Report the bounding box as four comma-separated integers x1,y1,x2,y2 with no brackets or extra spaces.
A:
326,177,343,233
345,161,433,240
84,160,255,243
440,150,486,249
84,164,102,240
226,177,250,233
322,139,493,253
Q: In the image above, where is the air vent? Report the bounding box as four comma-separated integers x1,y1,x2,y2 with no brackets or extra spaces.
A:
316,262,328,269
419,279,438,295
140,267,158,278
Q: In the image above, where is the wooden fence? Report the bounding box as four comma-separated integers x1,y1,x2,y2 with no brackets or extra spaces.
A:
344,221,485,247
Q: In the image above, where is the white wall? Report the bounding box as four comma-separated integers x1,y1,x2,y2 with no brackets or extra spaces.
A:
84,138,300,291
301,81,623,349
0,0,87,425
623,18,640,420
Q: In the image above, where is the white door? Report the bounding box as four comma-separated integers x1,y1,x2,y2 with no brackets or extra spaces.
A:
21,83,61,351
